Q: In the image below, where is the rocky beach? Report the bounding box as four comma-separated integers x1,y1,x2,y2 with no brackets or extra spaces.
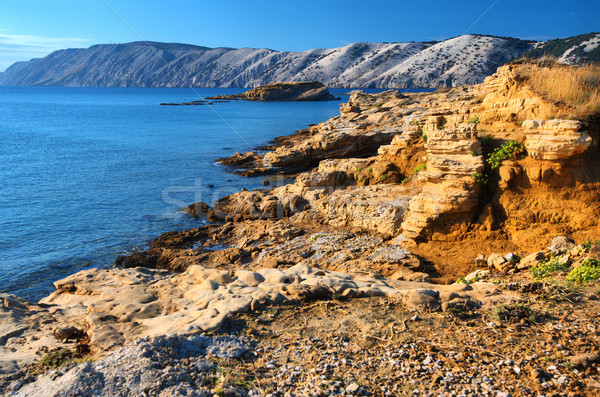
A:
1,61,600,396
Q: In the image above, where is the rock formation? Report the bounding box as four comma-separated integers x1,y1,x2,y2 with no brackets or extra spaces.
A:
214,64,600,259
0,262,510,373
206,81,337,101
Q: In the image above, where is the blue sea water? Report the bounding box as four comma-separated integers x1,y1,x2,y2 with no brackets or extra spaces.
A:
0,86,425,300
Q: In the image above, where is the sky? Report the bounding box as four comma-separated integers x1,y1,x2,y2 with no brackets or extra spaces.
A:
0,0,598,71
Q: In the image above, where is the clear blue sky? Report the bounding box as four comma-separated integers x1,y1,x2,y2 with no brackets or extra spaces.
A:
0,0,597,71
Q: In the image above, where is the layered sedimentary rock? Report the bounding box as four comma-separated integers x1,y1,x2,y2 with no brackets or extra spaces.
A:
401,123,484,239
523,119,591,160
214,64,599,248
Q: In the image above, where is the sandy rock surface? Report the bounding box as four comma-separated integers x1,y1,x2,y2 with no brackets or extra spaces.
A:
0,263,512,374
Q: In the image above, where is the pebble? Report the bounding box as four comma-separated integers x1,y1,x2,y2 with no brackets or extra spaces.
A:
346,383,360,393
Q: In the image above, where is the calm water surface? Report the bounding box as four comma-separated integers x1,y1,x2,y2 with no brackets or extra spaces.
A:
0,86,425,300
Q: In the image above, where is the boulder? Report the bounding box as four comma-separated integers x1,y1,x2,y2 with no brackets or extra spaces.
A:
487,253,511,272
183,202,210,218
548,236,576,252
517,251,545,270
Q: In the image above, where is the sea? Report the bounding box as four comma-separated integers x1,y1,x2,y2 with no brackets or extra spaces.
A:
0,86,427,300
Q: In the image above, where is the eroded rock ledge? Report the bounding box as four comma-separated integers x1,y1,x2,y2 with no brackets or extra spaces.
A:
0,262,510,375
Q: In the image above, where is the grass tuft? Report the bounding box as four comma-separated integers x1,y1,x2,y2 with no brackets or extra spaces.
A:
515,61,600,115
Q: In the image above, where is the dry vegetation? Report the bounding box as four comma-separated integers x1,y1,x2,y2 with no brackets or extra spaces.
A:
515,60,600,115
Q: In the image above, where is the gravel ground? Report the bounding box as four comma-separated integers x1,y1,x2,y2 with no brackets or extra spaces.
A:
2,275,599,397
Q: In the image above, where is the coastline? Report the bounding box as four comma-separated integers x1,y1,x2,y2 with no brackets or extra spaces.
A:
2,64,600,395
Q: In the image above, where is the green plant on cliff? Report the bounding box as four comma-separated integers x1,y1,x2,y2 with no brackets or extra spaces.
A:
467,115,480,125
471,172,488,185
487,141,526,169
401,164,427,184
481,135,495,147
411,163,427,176
566,260,600,283
380,173,388,182
356,166,364,172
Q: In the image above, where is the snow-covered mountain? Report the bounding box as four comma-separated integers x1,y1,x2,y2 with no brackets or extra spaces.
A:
0,34,559,88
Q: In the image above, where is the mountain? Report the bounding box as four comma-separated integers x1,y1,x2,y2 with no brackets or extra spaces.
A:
0,34,583,88
522,32,600,64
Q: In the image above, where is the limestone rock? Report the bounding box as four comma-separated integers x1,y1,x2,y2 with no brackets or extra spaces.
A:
523,120,591,161
401,123,483,239
1,263,513,373
487,253,512,272
475,254,487,267
464,269,490,282
517,251,545,270
568,353,600,368
548,236,576,252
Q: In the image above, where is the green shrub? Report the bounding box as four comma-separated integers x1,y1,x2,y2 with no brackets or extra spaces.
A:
39,348,73,370
487,141,526,169
471,172,488,185
481,135,495,147
468,115,480,125
530,258,571,279
358,176,365,183
380,173,388,182
492,302,538,323
583,240,600,250
411,163,427,176
567,260,600,283
356,166,364,172
400,164,427,184
368,167,373,173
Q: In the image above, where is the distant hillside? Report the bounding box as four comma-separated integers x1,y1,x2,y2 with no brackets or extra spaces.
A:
0,34,589,88
522,33,600,64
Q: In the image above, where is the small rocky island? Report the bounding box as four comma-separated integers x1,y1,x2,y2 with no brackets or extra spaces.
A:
206,81,338,101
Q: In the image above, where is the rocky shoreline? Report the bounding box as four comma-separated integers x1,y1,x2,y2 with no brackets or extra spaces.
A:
1,63,600,396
